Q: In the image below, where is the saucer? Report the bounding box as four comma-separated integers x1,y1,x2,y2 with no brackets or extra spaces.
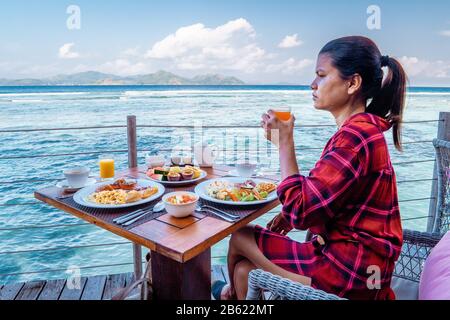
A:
56,177,97,192
227,169,258,178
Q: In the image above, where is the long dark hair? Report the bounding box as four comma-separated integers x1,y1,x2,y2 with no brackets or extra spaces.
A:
319,36,407,151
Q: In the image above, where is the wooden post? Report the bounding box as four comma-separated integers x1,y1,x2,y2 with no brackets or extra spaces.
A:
127,115,142,280
427,112,450,232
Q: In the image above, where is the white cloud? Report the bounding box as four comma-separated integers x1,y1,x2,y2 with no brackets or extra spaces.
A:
440,30,450,37
97,58,151,76
121,47,141,57
399,56,450,79
58,43,80,59
278,34,303,48
145,18,267,73
265,57,313,74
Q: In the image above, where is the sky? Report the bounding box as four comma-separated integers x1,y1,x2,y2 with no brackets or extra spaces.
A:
0,0,449,86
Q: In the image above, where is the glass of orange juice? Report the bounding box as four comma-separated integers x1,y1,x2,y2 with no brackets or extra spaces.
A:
274,106,292,121
99,154,115,180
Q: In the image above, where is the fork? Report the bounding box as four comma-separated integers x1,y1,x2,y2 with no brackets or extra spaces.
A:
195,206,239,222
198,204,240,220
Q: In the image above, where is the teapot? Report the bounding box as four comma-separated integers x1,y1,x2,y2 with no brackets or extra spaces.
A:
194,140,218,167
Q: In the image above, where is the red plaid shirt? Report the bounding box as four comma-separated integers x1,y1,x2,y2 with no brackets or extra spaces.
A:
277,113,403,299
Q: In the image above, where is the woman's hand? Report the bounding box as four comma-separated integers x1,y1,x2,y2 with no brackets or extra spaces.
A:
267,213,293,235
261,110,296,147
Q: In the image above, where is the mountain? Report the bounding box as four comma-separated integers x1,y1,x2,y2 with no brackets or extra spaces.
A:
0,70,246,86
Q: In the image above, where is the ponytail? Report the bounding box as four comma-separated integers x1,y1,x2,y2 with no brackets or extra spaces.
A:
319,36,408,151
366,56,407,151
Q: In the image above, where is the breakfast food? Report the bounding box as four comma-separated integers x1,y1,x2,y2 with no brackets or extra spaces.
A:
166,193,197,205
206,179,277,202
88,179,158,205
147,165,203,182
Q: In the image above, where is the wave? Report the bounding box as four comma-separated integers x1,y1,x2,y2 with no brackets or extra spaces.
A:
0,92,89,97
11,99,44,103
123,89,313,97
408,92,450,96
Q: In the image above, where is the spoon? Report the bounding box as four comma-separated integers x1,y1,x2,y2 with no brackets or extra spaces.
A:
120,201,165,226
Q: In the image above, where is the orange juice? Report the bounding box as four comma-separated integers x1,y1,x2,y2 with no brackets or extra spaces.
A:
99,158,115,179
274,111,291,121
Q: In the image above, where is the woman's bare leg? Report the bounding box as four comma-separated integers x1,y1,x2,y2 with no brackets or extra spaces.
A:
223,224,311,300
233,259,257,299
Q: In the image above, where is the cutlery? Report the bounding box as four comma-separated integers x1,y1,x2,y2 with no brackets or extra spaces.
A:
120,201,165,226
195,207,238,222
113,199,163,223
113,206,152,223
198,204,240,220
56,193,75,200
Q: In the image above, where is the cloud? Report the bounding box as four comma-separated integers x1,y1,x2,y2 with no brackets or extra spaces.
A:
399,56,450,78
97,58,151,76
440,30,450,37
58,43,80,59
265,57,313,74
121,47,142,57
278,34,303,48
145,18,267,73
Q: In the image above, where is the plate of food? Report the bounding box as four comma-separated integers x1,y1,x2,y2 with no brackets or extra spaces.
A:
146,165,207,186
194,178,278,206
73,178,165,209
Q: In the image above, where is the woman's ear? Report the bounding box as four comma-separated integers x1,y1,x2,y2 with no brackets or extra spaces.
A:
347,73,362,95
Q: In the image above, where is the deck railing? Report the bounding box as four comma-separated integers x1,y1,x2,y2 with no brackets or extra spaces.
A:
0,112,448,283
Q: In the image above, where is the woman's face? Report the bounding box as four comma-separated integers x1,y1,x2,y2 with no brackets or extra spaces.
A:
310,53,351,112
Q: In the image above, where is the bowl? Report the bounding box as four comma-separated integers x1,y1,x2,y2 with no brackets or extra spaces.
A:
162,191,199,218
145,154,165,168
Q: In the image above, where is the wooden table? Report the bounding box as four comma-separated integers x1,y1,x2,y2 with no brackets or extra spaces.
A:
34,164,280,300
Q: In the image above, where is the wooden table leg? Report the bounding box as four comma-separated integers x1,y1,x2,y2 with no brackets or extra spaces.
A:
151,249,211,300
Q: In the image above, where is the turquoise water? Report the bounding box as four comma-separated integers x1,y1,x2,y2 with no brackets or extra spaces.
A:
0,85,449,284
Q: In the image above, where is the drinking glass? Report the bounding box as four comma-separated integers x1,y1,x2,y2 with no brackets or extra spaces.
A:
98,154,115,180
274,106,292,121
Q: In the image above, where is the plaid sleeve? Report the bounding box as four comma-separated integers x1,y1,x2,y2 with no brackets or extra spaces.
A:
277,146,363,230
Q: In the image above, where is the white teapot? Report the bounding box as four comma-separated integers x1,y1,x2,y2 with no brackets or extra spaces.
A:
194,140,218,167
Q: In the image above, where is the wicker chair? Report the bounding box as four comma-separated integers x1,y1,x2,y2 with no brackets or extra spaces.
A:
246,229,443,300
431,138,450,234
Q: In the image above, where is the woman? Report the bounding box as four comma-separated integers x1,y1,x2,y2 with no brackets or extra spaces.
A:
214,36,405,300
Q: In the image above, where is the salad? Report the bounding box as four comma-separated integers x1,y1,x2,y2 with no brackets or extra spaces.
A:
206,179,277,202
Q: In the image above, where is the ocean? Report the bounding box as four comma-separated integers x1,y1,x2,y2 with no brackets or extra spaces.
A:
0,85,449,283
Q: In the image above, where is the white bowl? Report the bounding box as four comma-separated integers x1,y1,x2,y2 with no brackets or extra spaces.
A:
162,191,199,218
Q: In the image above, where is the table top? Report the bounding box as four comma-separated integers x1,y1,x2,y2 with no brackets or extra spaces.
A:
34,164,280,263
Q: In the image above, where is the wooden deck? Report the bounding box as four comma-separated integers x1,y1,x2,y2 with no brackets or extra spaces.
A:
0,265,228,300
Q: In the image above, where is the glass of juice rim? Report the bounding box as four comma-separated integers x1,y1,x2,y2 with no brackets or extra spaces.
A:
273,106,292,121
98,154,115,180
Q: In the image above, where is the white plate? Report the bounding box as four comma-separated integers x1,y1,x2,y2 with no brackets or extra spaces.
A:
73,179,165,209
194,177,278,206
146,170,207,186
56,177,97,192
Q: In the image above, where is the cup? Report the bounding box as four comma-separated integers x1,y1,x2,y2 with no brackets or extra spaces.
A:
194,141,218,168
145,154,166,168
99,154,115,180
63,166,90,188
236,155,258,178
274,106,292,121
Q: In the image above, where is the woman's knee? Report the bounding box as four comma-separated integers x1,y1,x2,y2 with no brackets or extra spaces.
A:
230,224,256,249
